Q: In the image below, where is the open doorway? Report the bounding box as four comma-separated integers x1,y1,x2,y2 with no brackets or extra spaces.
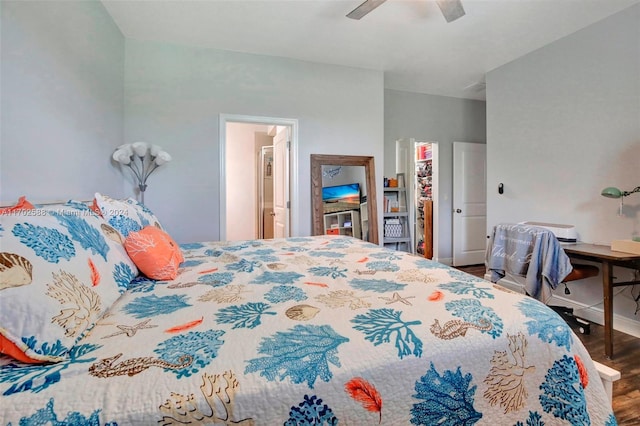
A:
219,114,298,241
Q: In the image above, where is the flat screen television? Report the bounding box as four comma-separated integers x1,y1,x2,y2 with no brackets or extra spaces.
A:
322,183,360,212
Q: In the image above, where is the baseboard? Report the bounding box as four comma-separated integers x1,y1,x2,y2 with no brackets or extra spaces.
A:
482,273,640,339
437,257,453,266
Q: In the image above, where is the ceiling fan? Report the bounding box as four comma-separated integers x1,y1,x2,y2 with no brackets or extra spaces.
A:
347,0,466,23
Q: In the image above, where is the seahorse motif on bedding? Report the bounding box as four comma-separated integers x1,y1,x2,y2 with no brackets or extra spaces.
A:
430,318,492,340
89,353,193,378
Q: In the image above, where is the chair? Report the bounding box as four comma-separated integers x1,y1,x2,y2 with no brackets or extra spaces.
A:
549,264,599,334
486,223,599,334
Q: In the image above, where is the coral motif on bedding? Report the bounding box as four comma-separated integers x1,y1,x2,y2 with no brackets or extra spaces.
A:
159,370,253,425
89,353,193,377
12,223,75,263
439,281,495,299
396,268,438,284
315,289,371,310
539,355,590,424
264,285,307,303
113,262,135,293
352,308,423,359
215,302,276,329
11,398,117,426
46,270,102,338
483,333,535,414
124,294,191,318
285,394,338,426
308,265,348,279
411,363,482,425
227,258,261,273
51,212,110,261
251,271,305,285
245,324,349,388
0,343,100,395
350,278,406,292
198,284,251,303
198,271,234,286
518,297,573,350
379,291,415,305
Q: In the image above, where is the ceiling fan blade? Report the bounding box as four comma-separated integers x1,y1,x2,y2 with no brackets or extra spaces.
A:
346,0,388,20
436,0,466,23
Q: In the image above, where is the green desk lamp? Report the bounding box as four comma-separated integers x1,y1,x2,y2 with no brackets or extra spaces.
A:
601,186,640,241
601,186,640,199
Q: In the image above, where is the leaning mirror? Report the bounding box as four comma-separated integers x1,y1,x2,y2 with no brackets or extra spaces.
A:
311,154,379,244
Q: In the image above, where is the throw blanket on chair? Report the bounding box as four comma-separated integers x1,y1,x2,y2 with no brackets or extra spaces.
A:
486,223,573,302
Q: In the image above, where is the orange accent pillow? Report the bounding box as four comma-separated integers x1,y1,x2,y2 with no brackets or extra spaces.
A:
0,196,34,214
124,226,184,280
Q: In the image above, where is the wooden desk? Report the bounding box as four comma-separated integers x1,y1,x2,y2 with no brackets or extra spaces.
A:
563,243,640,359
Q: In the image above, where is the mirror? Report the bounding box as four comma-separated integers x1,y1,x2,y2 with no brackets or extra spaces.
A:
311,154,379,244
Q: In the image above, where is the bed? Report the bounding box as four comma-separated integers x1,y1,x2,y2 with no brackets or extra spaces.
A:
0,198,617,425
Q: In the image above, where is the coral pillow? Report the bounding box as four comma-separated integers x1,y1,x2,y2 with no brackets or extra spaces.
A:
125,226,184,280
0,196,34,214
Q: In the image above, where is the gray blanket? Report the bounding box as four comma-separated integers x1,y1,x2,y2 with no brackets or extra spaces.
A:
486,223,573,301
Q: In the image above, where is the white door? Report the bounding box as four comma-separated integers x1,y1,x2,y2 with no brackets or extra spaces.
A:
273,127,290,238
453,142,486,266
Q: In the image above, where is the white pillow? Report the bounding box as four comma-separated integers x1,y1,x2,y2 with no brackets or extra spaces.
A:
0,207,138,363
94,193,163,238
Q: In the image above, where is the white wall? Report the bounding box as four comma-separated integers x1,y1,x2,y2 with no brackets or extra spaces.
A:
384,90,487,260
124,39,384,243
486,4,640,325
1,0,125,203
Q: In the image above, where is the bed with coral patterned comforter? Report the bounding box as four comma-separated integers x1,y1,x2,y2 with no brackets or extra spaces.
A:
1,236,616,425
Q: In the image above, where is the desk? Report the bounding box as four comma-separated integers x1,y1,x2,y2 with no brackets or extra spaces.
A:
563,243,640,359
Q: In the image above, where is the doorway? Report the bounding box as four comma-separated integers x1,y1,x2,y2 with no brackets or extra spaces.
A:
219,114,299,241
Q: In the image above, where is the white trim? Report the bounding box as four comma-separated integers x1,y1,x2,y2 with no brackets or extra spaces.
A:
219,114,299,241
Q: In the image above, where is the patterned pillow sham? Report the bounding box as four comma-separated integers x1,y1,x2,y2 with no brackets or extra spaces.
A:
94,193,163,238
0,208,138,363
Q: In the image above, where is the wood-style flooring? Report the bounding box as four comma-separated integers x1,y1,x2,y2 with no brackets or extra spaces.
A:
456,264,640,426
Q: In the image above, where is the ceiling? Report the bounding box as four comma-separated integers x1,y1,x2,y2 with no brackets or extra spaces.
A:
101,0,639,101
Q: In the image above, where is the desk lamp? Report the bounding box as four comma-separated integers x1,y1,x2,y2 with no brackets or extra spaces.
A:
112,142,171,204
601,186,640,199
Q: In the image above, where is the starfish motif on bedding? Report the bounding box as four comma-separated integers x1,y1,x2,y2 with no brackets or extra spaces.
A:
379,292,415,306
102,319,157,338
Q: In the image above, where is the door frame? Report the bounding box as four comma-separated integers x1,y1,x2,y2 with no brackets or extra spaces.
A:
219,114,299,241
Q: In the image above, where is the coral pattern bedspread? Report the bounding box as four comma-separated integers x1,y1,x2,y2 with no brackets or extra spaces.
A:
1,236,615,425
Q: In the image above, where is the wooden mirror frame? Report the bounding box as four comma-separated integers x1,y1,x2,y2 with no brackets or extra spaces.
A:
311,154,379,244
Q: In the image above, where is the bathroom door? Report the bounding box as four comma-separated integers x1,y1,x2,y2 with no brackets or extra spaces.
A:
273,127,290,238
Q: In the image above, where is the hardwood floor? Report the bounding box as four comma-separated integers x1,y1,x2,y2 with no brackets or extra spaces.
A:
456,264,640,425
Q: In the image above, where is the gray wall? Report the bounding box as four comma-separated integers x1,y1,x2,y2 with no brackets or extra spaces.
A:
486,4,640,324
1,0,125,202
124,39,384,243
384,89,487,260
